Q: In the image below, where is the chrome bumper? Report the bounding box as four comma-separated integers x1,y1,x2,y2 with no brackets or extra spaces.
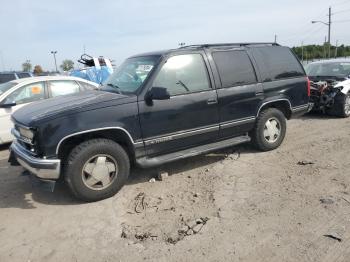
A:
10,141,61,180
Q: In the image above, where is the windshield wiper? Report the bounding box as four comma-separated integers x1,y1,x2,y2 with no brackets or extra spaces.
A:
105,83,122,94
176,80,190,92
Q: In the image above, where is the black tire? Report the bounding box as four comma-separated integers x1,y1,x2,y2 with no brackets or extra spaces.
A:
327,92,350,118
251,108,287,151
64,138,130,202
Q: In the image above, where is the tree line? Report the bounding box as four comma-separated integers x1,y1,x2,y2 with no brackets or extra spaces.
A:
292,44,350,61
21,59,75,74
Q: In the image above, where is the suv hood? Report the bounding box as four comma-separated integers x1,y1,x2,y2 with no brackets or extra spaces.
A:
12,90,135,126
308,75,348,82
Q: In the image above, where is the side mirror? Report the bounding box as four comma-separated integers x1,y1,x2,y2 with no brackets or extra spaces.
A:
0,101,16,108
146,87,170,101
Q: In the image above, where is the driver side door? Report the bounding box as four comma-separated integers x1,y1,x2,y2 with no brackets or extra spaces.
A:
138,52,220,157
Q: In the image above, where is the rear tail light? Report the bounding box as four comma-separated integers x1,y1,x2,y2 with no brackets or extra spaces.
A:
306,77,311,97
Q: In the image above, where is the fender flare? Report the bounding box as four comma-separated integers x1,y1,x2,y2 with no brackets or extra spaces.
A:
55,127,141,155
256,98,292,117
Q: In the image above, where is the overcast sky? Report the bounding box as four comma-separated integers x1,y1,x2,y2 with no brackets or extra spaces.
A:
1,0,349,71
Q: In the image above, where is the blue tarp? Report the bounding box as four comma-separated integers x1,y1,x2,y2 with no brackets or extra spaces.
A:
70,66,113,84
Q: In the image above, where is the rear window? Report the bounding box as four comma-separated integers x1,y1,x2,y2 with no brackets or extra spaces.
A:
17,72,31,78
212,50,257,88
0,74,16,84
251,46,305,82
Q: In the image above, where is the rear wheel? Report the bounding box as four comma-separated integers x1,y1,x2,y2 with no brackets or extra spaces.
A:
251,108,286,151
327,92,350,118
64,138,130,202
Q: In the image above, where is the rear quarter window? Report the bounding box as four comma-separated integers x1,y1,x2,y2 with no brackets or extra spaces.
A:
251,46,305,82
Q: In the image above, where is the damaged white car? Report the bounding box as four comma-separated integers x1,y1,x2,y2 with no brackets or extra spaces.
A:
305,60,350,118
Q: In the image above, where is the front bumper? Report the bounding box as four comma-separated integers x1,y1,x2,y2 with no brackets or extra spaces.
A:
10,141,61,180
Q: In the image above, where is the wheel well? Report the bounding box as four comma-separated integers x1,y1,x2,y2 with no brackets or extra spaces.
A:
57,129,135,163
258,100,292,119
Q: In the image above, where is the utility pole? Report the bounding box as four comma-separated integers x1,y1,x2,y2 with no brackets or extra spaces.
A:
311,6,332,58
328,6,331,58
51,51,58,72
274,34,277,43
323,36,327,59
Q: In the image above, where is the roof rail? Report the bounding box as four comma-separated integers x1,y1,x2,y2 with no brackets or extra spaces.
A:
179,43,280,49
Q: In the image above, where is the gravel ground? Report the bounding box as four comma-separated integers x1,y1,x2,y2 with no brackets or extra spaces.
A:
1,113,350,262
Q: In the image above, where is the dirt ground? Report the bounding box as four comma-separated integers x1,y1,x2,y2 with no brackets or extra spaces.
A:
1,113,350,262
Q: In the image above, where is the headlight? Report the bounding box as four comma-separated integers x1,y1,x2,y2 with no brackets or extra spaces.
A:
19,127,34,140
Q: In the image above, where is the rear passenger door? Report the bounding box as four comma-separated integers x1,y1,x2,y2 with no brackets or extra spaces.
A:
209,49,263,138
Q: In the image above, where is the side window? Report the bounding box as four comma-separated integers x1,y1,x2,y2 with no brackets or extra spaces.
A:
5,82,45,105
212,51,257,88
153,54,211,96
251,46,305,82
49,80,80,97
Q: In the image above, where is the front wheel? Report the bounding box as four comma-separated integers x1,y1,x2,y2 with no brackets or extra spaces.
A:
251,108,287,151
64,139,130,202
327,92,350,118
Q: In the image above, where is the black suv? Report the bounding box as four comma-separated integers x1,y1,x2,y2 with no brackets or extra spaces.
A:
9,43,310,201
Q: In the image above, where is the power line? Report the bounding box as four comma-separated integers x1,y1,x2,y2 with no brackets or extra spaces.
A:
332,8,350,14
332,0,350,6
279,7,332,42
333,19,350,22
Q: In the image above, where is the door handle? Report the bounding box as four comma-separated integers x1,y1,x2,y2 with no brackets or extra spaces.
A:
207,98,218,105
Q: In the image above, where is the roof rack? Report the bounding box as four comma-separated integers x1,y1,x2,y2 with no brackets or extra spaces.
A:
179,43,280,49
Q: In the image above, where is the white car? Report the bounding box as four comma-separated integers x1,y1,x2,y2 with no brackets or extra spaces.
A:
0,76,99,144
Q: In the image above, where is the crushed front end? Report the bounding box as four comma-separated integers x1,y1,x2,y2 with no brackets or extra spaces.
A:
309,79,341,112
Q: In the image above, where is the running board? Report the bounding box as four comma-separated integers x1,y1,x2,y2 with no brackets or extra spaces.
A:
136,135,250,168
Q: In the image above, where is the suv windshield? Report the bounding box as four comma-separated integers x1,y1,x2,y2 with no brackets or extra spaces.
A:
0,81,16,95
305,62,350,78
103,55,160,94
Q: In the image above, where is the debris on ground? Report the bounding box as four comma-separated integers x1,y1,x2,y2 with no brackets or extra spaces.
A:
180,217,209,236
227,151,241,161
297,161,315,165
323,234,342,242
342,197,350,205
319,198,334,205
134,193,147,213
149,178,156,183
135,232,157,241
157,171,169,181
